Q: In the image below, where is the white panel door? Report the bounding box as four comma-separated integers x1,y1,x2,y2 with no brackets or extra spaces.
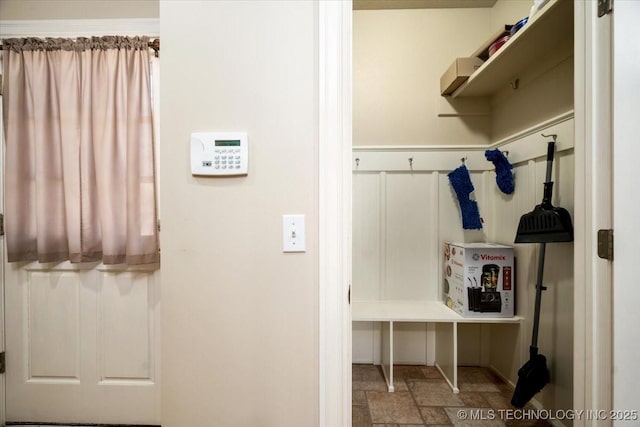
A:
2,38,161,425
5,261,161,424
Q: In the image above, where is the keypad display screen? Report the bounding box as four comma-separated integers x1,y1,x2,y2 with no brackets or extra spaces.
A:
215,140,241,147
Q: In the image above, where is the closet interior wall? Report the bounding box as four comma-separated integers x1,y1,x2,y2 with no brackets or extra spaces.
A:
353,0,574,415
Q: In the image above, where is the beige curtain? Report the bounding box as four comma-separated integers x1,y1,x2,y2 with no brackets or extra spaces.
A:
2,36,159,265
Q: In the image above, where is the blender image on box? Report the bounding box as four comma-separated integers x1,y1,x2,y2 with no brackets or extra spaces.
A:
443,242,514,318
471,264,502,313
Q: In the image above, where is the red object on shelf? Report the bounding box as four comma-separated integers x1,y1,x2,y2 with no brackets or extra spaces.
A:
488,35,511,57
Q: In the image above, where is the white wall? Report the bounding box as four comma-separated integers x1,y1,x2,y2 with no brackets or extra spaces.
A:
353,0,573,146
353,8,494,146
490,0,530,33
160,1,318,425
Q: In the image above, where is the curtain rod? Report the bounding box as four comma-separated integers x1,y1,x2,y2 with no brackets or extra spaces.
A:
0,37,160,57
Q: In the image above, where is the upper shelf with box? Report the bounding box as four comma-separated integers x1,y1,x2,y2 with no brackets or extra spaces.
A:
441,0,573,99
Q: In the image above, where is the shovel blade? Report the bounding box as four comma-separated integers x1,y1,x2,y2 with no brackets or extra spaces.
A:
511,354,550,408
515,205,573,243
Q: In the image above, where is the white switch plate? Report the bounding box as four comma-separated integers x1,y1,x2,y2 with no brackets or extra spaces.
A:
283,215,305,252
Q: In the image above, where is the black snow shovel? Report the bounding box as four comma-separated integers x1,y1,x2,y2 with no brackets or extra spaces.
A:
511,138,574,408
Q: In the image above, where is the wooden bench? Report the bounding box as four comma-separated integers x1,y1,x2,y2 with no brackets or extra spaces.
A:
352,300,522,393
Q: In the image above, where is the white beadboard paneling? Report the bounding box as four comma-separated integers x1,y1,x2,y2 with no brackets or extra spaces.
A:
489,168,536,381
352,173,382,301
456,324,482,366
27,271,80,381
532,149,574,411
385,173,434,300
351,122,575,392
352,150,489,172
99,271,154,382
435,322,456,391
487,323,522,385
393,323,428,365
352,321,376,364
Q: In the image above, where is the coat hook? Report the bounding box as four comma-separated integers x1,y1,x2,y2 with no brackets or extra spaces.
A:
355,158,360,168
461,156,467,164
408,157,413,168
510,78,520,90
541,133,557,142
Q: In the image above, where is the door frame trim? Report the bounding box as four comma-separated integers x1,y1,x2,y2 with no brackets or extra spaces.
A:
611,0,640,414
325,2,612,425
318,2,352,426
573,2,613,423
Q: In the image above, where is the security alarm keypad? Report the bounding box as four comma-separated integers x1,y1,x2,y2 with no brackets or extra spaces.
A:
191,132,248,176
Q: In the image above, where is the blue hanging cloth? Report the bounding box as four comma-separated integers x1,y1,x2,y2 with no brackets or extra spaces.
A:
485,149,515,194
447,164,483,230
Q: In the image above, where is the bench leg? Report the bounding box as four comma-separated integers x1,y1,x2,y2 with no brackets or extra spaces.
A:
380,321,394,392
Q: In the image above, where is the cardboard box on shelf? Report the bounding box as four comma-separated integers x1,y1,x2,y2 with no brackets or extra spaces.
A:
443,242,514,318
440,57,484,96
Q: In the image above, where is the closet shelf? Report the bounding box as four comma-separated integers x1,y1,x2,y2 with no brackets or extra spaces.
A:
449,0,573,98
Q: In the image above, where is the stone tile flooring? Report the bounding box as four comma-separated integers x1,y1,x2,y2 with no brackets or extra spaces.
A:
352,364,553,427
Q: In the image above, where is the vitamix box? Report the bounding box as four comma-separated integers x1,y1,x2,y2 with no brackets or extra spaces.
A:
443,242,514,318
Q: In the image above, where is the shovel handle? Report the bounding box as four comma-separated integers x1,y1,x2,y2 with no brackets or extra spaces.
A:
545,141,555,183
531,242,546,349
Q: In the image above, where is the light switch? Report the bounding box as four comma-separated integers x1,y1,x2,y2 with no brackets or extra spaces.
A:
283,215,305,252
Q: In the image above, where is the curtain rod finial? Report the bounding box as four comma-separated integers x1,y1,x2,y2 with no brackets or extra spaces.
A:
149,39,160,58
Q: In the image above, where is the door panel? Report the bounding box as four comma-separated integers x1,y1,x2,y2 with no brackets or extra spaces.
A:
27,269,81,381
6,261,160,424
99,268,156,383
